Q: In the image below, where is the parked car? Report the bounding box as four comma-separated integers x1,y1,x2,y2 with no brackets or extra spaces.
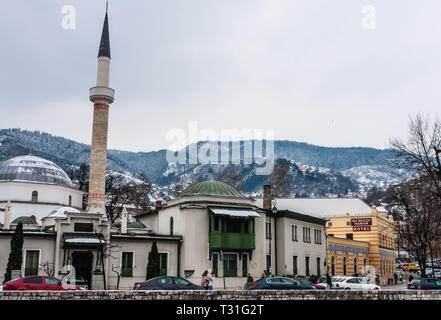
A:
61,275,88,290
3,276,83,291
244,277,315,290
133,276,204,290
409,278,441,290
294,278,323,289
333,277,380,290
407,279,421,290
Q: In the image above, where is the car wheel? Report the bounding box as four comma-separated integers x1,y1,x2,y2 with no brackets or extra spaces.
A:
345,288,351,290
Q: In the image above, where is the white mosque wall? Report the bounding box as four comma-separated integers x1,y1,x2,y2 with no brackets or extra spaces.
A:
0,181,84,224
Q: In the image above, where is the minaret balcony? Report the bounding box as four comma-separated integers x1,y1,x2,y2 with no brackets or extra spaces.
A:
89,86,115,104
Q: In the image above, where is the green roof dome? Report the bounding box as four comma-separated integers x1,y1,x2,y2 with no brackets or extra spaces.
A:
179,180,245,198
12,215,38,225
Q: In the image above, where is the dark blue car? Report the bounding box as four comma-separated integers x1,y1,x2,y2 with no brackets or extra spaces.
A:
408,278,441,290
244,277,315,290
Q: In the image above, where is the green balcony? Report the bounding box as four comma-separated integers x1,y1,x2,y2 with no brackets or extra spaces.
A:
209,232,255,251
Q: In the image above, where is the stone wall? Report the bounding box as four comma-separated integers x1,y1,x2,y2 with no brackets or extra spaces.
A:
0,290,440,300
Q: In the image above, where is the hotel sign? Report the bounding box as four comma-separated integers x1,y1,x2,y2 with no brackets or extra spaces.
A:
351,218,372,232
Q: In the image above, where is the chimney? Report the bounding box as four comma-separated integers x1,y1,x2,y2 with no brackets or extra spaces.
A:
263,185,272,210
121,207,128,234
371,205,377,216
155,200,163,209
3,201,11,230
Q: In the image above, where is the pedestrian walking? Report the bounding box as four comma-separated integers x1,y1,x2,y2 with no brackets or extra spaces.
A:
207,269,215,290
393,273,397,284
326,273,332,290
247,273,254,283
409,274,413,283
201,270,209,290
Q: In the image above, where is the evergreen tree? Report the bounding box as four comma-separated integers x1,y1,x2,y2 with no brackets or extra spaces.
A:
146,241,160,280
3,222,24,283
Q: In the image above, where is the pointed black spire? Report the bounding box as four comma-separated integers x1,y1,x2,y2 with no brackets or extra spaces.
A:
98,3,111,59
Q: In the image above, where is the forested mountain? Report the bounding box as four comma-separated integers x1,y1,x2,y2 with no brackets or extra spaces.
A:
0,128,398,197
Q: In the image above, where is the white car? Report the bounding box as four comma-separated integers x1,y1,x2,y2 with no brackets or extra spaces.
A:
334,277,380,290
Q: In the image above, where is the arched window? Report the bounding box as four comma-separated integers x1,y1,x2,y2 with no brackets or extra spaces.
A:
331,256,335,275
68,195,72,207
363,259,367,274
170,217,174,235
354,258,358,275
343,257,347,275
31,190,38,203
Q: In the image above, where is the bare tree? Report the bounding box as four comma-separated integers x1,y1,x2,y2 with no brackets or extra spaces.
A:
171,176,185,197
390,113,441,199
105,173,152,223
39,261,54,277
216,165,243,191
386,178,441,277
389,113,441,276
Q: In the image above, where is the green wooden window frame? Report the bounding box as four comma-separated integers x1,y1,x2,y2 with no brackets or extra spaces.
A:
212,253,219,277
25,250,39,276
242,253,248,277
223,254,237,277
121,252,133,277
159,253,168,276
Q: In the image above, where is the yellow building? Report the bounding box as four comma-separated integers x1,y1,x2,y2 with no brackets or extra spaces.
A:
327,236,369,277
325,206,396,285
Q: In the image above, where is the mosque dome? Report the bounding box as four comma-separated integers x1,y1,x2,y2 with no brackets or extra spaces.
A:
0,155,73,187
11,215,38,226
179,180,245,198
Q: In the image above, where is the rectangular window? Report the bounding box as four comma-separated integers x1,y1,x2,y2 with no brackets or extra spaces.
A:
226,220,241,233
121,252,133,277
25,250,39,276
244,220,249,234
303,227,311,243
223,254,237,277
305,256,310,276
242,253,248,277
159,253,168,276
74,223,94,232
293,256,298,275
316,257,321,276
266,255,272,275
314,230,322,244
292,225,298,241
214,217,220,232
328,222,332,227
346,233,353,240
212,253,218,277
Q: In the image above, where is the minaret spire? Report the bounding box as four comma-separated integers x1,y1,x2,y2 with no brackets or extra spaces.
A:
98,3,111,59
87,5,115,216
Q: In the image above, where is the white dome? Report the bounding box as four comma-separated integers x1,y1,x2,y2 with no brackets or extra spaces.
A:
47,207,81,218
0,155,73,187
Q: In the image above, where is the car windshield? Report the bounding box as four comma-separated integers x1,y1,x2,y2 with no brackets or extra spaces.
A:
174,278,190,285
281,278,296,284
410,280,420,284
157,277,173,284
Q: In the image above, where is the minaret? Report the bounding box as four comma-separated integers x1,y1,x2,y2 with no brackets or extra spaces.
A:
87,5,115,215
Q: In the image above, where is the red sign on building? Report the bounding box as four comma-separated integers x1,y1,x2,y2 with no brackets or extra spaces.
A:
351,218,372,231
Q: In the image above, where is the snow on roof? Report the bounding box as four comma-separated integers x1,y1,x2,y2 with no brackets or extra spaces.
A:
0,155,73,187
256,198,372,218
46,207,81,218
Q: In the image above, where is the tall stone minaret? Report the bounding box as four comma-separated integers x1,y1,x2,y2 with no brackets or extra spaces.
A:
87,5,114,215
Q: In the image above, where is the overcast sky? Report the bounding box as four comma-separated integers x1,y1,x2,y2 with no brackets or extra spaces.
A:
0,0,440,152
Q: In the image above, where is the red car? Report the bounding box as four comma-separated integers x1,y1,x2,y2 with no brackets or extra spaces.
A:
3,276,83,291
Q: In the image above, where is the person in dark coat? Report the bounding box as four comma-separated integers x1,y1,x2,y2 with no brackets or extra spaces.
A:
247,273,253,283
326,273,332,290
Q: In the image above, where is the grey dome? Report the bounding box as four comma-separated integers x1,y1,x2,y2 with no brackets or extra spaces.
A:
0,155,73,187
